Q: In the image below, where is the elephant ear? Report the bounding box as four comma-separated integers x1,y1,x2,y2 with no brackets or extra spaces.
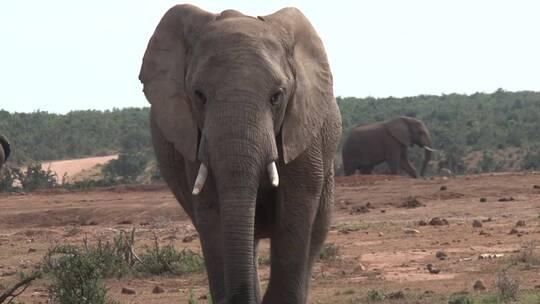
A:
139,5,214,162
385,117,412,147
0,134,10,161
264,8,334,164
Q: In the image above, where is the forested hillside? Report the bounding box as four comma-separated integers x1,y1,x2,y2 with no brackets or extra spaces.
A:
1,89,539,174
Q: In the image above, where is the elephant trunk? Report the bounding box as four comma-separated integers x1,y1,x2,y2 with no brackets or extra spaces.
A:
202,105,277,303
420,136,433,177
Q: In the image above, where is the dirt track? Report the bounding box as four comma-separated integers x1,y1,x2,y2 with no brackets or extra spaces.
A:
1,173,540,303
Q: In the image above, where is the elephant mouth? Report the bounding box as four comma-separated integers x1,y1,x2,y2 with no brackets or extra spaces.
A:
192,161,279,195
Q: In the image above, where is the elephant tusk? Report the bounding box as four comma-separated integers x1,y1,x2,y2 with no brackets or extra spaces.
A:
192,164,208,195
423,146,438,152
267,162,279,188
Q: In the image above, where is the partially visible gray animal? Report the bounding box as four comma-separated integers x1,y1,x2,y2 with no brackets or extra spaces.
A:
0,134,10,168
342,117,435,178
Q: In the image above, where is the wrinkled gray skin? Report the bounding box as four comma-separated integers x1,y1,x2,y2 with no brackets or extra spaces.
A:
139,5,341,304
0,134,10,168
342,117,433,178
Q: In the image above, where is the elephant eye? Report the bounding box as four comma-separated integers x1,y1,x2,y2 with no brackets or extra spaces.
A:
270,88,284,106
194,90,207,105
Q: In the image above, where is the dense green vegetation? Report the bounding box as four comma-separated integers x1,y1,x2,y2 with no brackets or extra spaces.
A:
1,89,539,176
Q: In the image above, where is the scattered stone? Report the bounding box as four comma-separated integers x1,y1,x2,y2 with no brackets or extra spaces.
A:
152,286,165,294
387,291,405,299
498,197,514,202
440,186,447,191
182,234,198,243
121,287,136,295
509,228,519,234
479,230,491,236
401,197,423,208
366,202,373,209
435,250,447,260
473,280,486,291
479,197,487,203
426,264,440,274
533,185,540,189
1,271,16,277
429,217,449,226
380,209,386,213
28,248,37,253
482,217,492,223
350,205,370,214
378,232,384,237
479,253,504,259
515,220,526,227
118,220,132,225
535,284,540,289
418,220,428,226
404,228,421,234
472,220,483,228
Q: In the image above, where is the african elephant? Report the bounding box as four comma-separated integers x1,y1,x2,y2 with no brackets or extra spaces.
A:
342,117,435,178
0,134,10,168
139,5,341,304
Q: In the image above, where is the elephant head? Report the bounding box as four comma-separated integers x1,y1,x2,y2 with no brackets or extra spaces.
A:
139,5,333,302
384,117,434,176
0,134,10,167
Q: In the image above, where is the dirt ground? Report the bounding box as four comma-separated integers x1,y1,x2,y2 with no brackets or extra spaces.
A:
41,155,118,183
1,172,540,303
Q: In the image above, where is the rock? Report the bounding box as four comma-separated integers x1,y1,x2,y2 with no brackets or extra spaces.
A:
472,220,483,228
515,220,526,227
440,186,447,191
182,234,198,243
498,197,514,202
118,220,132,225
479,253,504,259
350,206,370,214
378,232,384,237
380,209,386,213
121,287,136,295
479,197,487,203
535,284,540,289
533,185,540,189
429,217,449,226
435,250,447,260
401,196,423,208
426,264,440,274
28,248,37,253
152,286,165,294
404,228,421,234
418,220,428,226
482,217,492,223
509,228,519,234
479,230,491,236
366,202,373,209
1,271,16,277
473,280,486,291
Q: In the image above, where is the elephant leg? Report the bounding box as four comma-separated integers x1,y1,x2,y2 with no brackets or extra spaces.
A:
306,172,333,288
359,166,374,174
400,151,418,178
385,150,401,175
263,165,323,304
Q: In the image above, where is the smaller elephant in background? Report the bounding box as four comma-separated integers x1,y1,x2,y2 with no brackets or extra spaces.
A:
0,134,10,168
342,117,435,178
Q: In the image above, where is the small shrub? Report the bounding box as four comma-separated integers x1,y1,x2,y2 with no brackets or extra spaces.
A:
367,290,385,302
448,294,474,304
318,243,341,263
102,152,148,183
495,271,519,301
514,241,540,266
135,237,205,275
44,245,118,304
20,163,58,191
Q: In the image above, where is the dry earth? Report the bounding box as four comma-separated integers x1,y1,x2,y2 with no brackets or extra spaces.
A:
41,155,118,183
1,173,540,303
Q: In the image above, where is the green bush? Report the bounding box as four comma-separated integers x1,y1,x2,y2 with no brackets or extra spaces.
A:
135,237,205,276
102,152,148,183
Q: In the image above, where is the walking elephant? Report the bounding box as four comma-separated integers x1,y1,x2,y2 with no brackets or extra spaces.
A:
342,117,435,178
139,5,341,304
0,134,10,168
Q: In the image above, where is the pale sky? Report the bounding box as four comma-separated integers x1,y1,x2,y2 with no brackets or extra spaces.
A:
1,0,539,113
